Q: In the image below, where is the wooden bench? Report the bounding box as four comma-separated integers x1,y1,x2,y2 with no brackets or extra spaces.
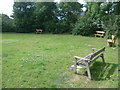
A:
71,47,105,79
36,29,43,34
95,31,105,38
107,35,116,47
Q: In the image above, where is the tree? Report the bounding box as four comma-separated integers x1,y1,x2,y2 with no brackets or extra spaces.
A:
56,2,83,33
34,2,58,33
13,2,35,33
113,2,120,15
85,2,120,23
72,15,97,36
85,2,103,23
81,2,120,36
1,14,15,32
104,14,120,38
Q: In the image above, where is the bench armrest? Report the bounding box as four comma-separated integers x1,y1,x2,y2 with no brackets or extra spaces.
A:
92,48,98,50
74,56,84,60
74,56,89,61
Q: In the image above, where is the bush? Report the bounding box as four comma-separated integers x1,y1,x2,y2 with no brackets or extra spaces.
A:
43,20,57,33
55,21,70,34
1,14,15,32
72,15,97,36
104,14,120,39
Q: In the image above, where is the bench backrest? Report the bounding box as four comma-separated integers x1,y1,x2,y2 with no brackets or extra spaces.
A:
112,35,116,44
36,29,43,32
96,31,105,34
90,47,105,61
36,29,43,34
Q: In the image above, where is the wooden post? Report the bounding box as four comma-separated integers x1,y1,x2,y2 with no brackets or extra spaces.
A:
92,48,95,53
86,63,91,79
101,54,105,63
74,59,77,74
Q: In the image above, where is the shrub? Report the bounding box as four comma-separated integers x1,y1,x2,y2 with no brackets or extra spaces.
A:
104,14,120,39
1,14,15,32
72,15,97,36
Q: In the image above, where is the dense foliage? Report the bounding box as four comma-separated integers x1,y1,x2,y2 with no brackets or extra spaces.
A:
56,2,83,33
72,15,97,36
104,14,120,38
1,14,15,32
13,2,36,33
34,2,58,33
73,2,120,36
2,2,120,36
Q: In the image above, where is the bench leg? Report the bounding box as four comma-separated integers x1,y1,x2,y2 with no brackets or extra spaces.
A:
86,63,91,79
74,59,77,74
101,54,105,63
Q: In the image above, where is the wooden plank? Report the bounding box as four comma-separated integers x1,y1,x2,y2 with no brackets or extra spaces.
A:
96,31,105,34
95,34,104,36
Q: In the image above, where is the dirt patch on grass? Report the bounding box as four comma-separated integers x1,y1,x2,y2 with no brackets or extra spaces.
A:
69,73,89,82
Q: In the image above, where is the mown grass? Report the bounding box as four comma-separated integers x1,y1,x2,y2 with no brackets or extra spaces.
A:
0,33,2,89
2,33,118,88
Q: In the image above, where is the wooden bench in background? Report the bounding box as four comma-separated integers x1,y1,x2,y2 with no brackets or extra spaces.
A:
71,47,105,79
107,35,116,47
36,29,43,34
95,31,105,38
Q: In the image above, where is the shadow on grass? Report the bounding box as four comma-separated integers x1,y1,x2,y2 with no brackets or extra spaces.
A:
85,61,118,81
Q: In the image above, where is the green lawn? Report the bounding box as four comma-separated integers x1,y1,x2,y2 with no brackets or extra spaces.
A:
0,33,2,89
2,33,118,88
